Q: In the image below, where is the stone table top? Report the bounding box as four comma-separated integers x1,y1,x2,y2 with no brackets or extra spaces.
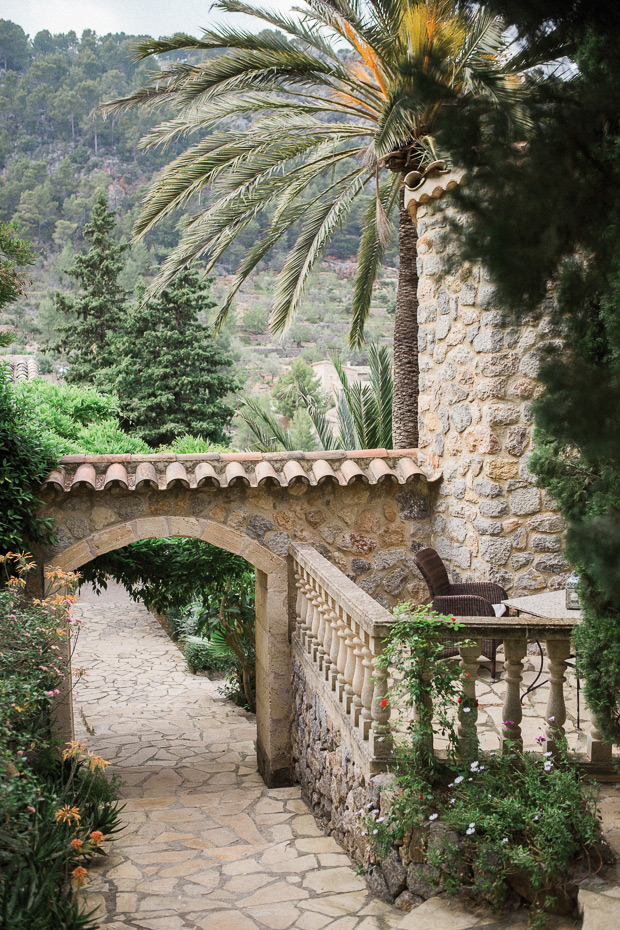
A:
503,590,582,621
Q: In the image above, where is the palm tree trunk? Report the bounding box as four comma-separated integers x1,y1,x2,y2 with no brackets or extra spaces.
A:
392,186,419,449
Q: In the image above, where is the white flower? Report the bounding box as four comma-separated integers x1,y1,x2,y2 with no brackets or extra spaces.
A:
448,782,454,788
463,707,471,713
544,762,553,772
367,802,375,809
429,813,439,821
468,777,473,782
454,776,464,784
543,751,553,758
377,817,385,823
502,838,509,845
362,830,367,836
466,826,476,835
450,798,456,805
548,715,555,722
373,829,378,835
470,761,480,771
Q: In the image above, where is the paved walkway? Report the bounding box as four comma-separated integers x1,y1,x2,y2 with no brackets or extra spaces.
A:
72,587,615,930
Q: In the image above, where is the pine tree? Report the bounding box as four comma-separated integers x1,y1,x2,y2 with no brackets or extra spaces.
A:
52,191,128,387
109,271,237,448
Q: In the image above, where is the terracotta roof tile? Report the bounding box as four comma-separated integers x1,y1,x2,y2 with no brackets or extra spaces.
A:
42,450,440,493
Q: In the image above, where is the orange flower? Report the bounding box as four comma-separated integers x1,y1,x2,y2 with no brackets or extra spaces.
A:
62,740,87,761
70,838,83,851
72,866,88,887
90,831,104,845
87,752,109,772
54,805,81,825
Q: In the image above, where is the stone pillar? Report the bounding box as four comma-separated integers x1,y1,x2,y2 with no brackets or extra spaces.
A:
254,560,294,787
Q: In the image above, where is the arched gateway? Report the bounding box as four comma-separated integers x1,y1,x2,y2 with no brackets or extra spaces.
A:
35,449,438,786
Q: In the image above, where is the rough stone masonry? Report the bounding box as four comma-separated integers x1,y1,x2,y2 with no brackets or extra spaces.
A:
413,195,570,597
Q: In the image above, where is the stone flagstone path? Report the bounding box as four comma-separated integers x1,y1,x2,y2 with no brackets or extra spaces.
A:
73,585,606,930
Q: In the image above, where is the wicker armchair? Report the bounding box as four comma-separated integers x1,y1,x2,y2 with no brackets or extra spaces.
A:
413,547,508,679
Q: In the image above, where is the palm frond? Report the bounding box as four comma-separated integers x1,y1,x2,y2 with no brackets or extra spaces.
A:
269,169,371,337
236,396,296,452
350,174,399,348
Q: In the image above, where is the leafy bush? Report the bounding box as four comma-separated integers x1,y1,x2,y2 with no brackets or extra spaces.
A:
12,379,151,456
0,366,56,556
0,555,123,929
184,635,234,675
178,573,256,711
367,603,603,926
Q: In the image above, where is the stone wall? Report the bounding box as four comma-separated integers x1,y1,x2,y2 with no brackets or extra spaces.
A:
413,197,570,596
291,655,382,861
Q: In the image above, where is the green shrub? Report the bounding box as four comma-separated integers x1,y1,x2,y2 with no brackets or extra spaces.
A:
184,636,234,675
0,367,56,556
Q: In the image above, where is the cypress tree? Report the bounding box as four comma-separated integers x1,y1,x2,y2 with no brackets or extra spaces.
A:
52,191,128,387
109,271,237,448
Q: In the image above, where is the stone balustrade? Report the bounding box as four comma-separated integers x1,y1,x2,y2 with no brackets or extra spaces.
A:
291,542,397,778
428,615,613,766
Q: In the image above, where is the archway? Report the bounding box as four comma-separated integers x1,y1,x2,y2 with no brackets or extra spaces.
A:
46,517,292,787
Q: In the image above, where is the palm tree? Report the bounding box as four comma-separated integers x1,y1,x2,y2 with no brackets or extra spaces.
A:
105,0,527,447
236,343,393,451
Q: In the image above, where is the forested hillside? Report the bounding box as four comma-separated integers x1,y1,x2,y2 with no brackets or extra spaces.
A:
0,21,395,380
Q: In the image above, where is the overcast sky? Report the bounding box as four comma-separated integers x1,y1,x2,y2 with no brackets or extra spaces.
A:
2,0,294,39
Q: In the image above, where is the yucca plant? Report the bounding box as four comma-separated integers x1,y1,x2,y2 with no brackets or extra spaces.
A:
104,0,530,447
237,343,393,451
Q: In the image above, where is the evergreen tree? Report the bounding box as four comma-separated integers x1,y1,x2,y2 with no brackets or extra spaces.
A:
52,191,128,386
109,271,237,448
446,2,620,746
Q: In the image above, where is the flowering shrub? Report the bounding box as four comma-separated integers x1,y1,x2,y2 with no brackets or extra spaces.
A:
366,603,604,927
0,554,123,929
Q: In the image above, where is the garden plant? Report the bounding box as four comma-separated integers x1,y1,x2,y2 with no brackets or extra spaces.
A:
0,553,123,929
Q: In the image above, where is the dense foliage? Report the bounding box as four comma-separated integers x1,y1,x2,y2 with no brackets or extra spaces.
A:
238,344,393,451
0,365,56,556
0,221,34,323
52,192,128,387
368,604,601,926
107,270,237,447
0,556,123,929
12,379,151,456
442,2,620,746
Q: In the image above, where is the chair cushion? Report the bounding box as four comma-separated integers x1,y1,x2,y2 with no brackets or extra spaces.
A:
413,547,451,597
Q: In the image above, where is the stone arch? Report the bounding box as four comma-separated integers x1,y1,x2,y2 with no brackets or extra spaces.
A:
48,516,292,787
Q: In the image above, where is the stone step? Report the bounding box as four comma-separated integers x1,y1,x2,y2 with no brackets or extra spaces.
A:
579,886,620,930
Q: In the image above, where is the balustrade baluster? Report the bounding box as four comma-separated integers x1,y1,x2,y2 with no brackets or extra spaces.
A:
502,636,527,751
309,590,322,663
322,598,334,681
351,627,365,727
300,579,313,650
360,634,374,739
458,641,480,760
329,609,341,691
370,635,392,756
587,716,613,765
343,622,357,715
315,591,327,671
545,637,571,756
335,609,349,703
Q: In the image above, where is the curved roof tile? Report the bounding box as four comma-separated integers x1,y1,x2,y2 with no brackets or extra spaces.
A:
41,450,440,493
